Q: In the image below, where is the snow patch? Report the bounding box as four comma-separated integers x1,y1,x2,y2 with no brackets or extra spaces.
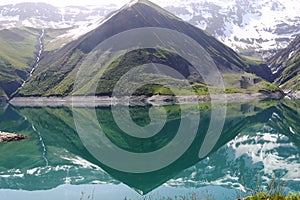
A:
288,51,295,59
0,14,19,21
229,132,300,182
61,155,102,170
178,13,193,21
289,127,295,134
0,174,24,178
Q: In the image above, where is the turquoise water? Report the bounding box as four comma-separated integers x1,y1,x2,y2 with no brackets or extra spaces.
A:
0,184,239,200
0,100,299,199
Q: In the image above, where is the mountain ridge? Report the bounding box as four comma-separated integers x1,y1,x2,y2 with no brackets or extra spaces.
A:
269,35,300,94
0,27,42,99
1,0,299,59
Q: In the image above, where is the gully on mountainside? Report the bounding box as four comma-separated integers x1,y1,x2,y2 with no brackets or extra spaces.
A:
21,29,45,87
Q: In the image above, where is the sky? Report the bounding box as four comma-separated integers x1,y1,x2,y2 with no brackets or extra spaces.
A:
0,0,171,7
0,0,128,6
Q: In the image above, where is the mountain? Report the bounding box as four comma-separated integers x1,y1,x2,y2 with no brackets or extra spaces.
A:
0,2,118,55
16,0,278,97
0,23,107,99
0,2,117,29
268,35,300,96
163,0,300,59
0,2,120,52
0,27,41,99
1,0,299,59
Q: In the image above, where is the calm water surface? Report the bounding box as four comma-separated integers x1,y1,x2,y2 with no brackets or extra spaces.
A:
0,100,299,199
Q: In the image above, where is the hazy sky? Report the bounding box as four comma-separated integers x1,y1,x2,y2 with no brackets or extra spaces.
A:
0,0,127,6
0,0,170,7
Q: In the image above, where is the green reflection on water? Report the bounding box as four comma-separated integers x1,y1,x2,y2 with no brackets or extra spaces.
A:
0,100,299,194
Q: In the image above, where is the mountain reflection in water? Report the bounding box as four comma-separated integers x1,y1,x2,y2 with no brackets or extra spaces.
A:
0,100,299,196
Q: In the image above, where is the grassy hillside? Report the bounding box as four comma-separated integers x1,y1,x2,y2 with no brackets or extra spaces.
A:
18,49,84,96
269,35,300,91
0,27,41,98
17,48,280,97
276,57,300,91
43,27,74,51
0,28,39,70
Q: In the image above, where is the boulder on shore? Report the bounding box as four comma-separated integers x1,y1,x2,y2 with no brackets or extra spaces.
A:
0,131,27,143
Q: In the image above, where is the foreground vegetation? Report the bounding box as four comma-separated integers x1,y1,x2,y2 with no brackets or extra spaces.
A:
123,174,300,200
243,192,300,200
120,192,300,200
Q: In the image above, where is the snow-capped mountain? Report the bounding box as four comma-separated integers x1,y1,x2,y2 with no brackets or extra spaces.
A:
0,2,117,29
164,0,300,58
0,0,299,57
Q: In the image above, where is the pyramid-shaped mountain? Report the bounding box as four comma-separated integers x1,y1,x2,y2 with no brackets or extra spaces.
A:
17,0,275,97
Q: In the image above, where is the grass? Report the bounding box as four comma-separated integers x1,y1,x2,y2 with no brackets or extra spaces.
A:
123,193,210,200
238,173,300,200
0,27,41,97
0,88,6,98
126,191,300,200
92,50,281,97
0,27,40,70
43,28,73,51
276,58,300,91
274,55,300,91
16,45,282,97
192,84,209,95
280,74,300,91
18,50,84,97
223,73,281,94
242,55,264,65
259,81,281,92
121,190,300,200
243,192,300,200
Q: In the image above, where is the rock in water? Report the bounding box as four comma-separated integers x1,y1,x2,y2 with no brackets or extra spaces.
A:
0,131,27,143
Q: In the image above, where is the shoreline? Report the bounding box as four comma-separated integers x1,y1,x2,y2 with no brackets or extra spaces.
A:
8,92,283,107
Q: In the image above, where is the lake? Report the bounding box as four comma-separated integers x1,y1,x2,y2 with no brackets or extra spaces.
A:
0,99,299,199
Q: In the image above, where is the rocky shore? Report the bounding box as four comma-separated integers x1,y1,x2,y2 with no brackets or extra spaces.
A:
0,131,28,143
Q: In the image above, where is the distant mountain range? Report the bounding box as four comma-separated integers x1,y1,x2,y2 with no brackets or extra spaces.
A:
164,0,300,58
0,0,299,99
1,0,299,58
0,2,116,29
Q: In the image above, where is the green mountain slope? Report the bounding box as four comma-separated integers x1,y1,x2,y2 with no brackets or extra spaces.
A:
17,0,276,97
269,35,300,91
0,27,41,98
